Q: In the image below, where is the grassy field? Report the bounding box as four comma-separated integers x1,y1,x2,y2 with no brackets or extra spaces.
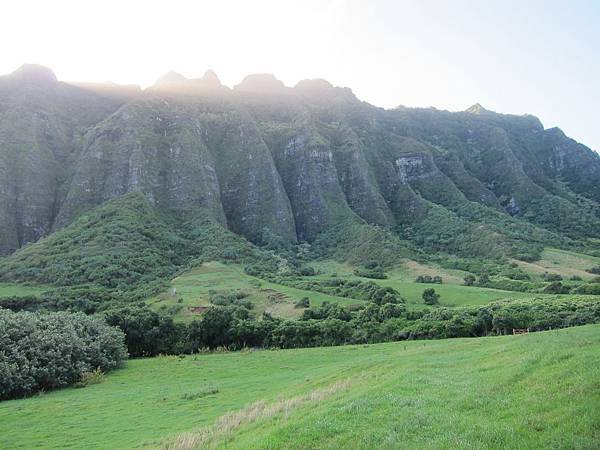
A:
513,248,600,281
149,257,572,321
378,279,537,307
1,325,598,449
148,262,364,322
0,282,48,298
312,259,543,307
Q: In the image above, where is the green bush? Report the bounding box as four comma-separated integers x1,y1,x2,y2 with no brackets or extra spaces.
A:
484,278,540,292
463,275,476,286
294,297,310,308
543,282,571,294
103,306,186,357
0,310,127,400
586,266,600,275
354,267,387,279
542,273,563,282
301,302,352,321
416,275,442,284
422,288,440,305
572,283,600,295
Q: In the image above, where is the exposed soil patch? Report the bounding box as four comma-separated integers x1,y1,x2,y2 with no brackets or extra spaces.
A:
260,288,291,303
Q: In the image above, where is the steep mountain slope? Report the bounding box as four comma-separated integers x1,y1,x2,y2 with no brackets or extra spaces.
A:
1,65,599,263
0,65,134,254
390,105,600,238
0,192,261,308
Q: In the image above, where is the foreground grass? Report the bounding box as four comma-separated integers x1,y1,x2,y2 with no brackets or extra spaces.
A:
178,326,600,450
1,326,599,449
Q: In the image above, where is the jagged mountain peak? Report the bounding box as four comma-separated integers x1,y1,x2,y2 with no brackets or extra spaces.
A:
465,103,490,115
294,79,335,96
234,73,287,93
295,78,333,90
294,78,356,102
202,69,221,86
9,63,57,83
153,70,188,87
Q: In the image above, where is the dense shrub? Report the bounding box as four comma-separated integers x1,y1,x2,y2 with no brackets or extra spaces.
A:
0,310,127,400
483,278,540,292
301,302,352,321
422,288,440,305
93,294,600,355
354,267,387,279
500,268,531,281
586,266,600,275
0,194,272,314
398,297,600,339
477,273,490,286
415,275,443,284
463,275,476,286
279,278,404,305
209,290,253,309
572,283,600,295
103,306,187,357
353,261,387,279
294,297,310,308
0,295,46,312
542,273,563,282
196,296,600,349
543,282,571,294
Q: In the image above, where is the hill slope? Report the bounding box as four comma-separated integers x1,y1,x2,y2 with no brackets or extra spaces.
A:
0,325,598,449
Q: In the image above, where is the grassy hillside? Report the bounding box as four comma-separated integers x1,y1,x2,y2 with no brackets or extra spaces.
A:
1,325,598,449
148,262,362,321
313,260,545,307
513,248,600,281
149,255,592,323
0,193,265,308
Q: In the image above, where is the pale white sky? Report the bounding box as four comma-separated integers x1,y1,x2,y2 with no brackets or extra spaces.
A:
3,0,599,151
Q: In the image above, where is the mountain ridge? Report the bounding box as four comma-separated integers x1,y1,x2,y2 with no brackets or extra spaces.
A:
1,64,599,261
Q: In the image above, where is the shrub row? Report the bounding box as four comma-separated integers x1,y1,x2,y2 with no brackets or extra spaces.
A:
103,296,600,356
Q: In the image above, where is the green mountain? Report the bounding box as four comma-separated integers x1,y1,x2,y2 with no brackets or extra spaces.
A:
1,64,599,269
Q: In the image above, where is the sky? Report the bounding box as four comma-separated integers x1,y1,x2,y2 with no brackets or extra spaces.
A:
2,0,599,151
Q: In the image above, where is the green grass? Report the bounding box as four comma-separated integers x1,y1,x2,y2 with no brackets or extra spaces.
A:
0,282,48,298
150,257,575,320
1,325,599,449
218,325,600,450
378,279,537,306
148,262,363,321
312,259,542,307
513,248,600,281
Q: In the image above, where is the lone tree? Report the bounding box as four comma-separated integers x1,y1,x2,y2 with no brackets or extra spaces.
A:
463,274,476,286
295,297,310,308
422,288,440,305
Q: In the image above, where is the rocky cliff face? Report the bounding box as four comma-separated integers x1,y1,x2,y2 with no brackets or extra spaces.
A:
0,65,128,254
1,65,599,255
